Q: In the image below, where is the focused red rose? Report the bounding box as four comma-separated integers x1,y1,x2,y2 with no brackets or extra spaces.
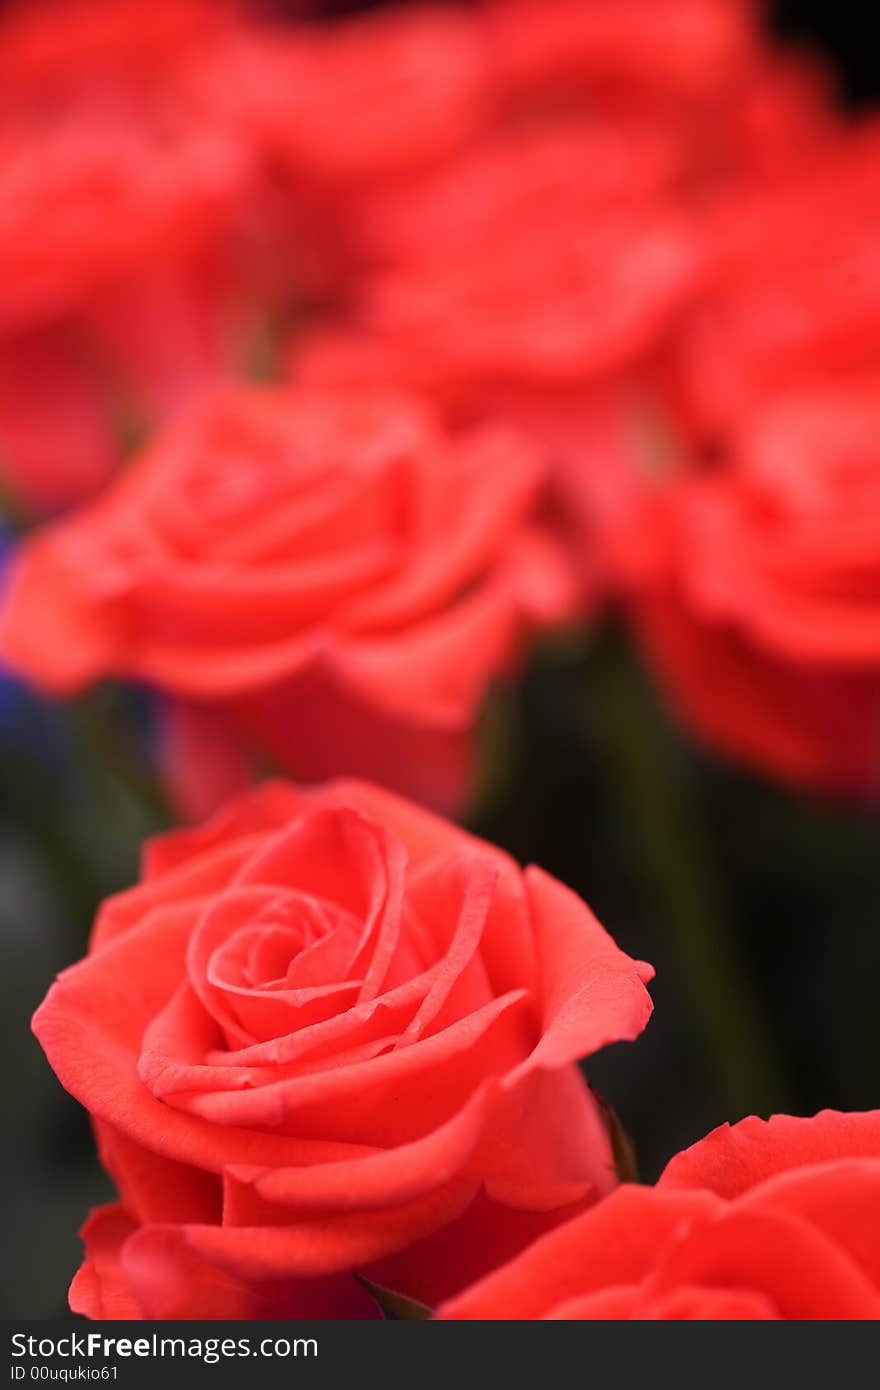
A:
627,376,880,795
33,778,654,1318
440,1110,880,1319
0,384,577,815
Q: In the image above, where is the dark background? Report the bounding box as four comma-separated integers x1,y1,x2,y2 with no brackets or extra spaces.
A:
2,0,879,1320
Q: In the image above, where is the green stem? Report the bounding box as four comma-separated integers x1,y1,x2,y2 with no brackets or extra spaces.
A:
72,690,173,830
588,633,791,1120
0,748,105,929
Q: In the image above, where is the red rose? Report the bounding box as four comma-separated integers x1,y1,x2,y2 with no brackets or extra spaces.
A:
629,377,880,795
0,328,117,513
0,98,247,337
0,385,577,815
485,0,759,115
34,778,654,1318
0,1,253,512
671,121,880,437
0,108,245,509
352,116,685,271
223,7,491,188
440,1110,880,1319
293,201,696,408
180,4,494,298
0,0,263,511
0,0,226,107
713,50,840,184
286,2,836,597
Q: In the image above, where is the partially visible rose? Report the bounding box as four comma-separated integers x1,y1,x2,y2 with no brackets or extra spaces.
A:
483,0,837,197
670,120,880,438
0,0,228,107
286,0,839,612
289,194,696,610
33,777,654,1318
485,0,759,114
628,377,880,795
440,1109,880,1319
0,1,254,513
711,50,839,184
179,4,494,298
0,100,248,336
0,329,117,513
292,200,697,409
352,116,686,271
0,0,265,514
222,6,492,188
0,384,577,815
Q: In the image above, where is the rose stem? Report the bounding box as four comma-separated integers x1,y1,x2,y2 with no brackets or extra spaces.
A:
585,626,793,1122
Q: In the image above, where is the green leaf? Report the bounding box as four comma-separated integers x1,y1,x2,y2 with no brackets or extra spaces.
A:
591,1087,639,1185
355,1275,433,1320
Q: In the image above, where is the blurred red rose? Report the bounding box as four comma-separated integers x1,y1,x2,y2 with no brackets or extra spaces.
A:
625,377,880,795
0,0,252,511
291,196,697,422
34,778,653,1318
290,190,696,607
0,100,247,337
286,0,839,609
670,120,880,438
485,0,759,115
486,0,838,191
0,385,577,815
179,3,494,299
228,6,492,187
352,115,686,271
0,0,230,107
440,1109,880,1319
0,329,117,514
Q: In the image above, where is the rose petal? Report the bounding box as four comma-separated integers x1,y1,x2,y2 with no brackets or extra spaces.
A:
659,1109,880,1198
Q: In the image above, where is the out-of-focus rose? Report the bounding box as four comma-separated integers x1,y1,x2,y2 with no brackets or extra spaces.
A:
485,0,838,190
0,0,229,107
290,190,696,607
34,778,654,1318
292,198,697,410
599,118,880,796
224,6,492,188
0,329,117,513
485,0,759,115
0,0,252,511
709,50,840,184
0,385,577,815
173,3,496,302
670,121,880,437
286,0,838,607
352,116,686,270
0,102,248,336
440,1109,880,1319
627,377,880,795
